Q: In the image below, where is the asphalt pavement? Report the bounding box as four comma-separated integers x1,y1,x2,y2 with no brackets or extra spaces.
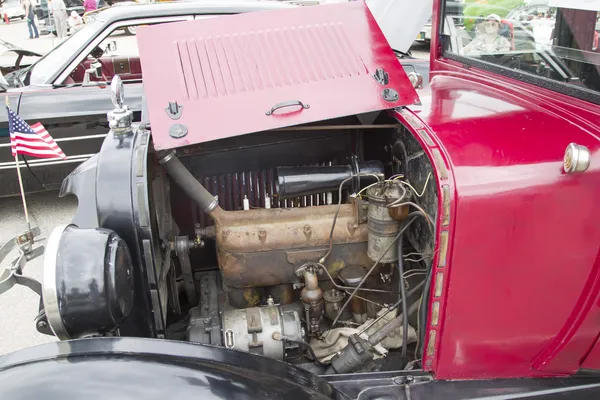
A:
0,191,77,355
0,15,431,356
0,18,64,54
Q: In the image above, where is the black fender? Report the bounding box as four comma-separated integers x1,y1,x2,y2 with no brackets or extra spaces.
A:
0,337,343,400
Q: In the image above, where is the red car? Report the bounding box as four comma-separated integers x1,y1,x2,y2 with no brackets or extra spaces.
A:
0,1,599,398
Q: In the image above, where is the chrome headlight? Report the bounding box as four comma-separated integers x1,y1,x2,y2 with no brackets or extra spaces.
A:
43,225,135,340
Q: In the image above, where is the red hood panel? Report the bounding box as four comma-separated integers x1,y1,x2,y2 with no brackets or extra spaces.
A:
137,2,419,150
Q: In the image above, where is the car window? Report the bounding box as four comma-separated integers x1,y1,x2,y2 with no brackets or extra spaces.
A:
28,19,103,85
63,20,183,85
441,0,600,97
63,15,223,86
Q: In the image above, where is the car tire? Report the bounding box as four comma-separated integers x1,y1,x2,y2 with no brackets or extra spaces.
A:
52,30,57,36
21,16,24,19
125,26,136,35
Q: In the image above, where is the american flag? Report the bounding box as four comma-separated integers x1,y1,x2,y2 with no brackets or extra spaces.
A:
8,106,66,160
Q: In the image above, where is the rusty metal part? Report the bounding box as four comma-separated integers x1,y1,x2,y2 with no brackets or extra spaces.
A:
218,242,370,288
266,284,296,305
213,204,366,253
366,181,406,263
299,266,324,336
317,263,397,294
226,286,265,308
301,268,324,305
213,204,369,288
351,295,367,323
323,289,349,321
340,265,368,323
175,236,198,306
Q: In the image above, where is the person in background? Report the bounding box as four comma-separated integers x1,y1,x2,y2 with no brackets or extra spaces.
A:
67,10,83,32
84,0,97,13
50,0,68,39
21,0,39,39
463,14,511,55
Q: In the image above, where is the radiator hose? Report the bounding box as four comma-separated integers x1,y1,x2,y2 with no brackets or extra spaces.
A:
156,151,220,216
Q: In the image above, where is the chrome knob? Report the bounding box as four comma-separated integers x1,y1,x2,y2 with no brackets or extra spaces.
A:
564,143,590,174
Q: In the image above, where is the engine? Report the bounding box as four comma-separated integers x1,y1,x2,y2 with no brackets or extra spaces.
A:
153,117,438,373
42,112,438,374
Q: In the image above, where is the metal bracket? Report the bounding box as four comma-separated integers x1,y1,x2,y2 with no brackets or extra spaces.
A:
373,68,389,85
0,227,44,297
165,101,183,120
175,236,198,305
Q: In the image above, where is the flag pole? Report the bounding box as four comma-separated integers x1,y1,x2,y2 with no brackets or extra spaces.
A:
6,96,31,231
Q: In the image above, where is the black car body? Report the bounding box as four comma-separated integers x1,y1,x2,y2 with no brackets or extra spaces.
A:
0,1,297,198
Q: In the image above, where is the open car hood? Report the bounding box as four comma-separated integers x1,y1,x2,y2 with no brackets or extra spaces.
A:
137,2,419,150
366,0,433,53
0,39,43,59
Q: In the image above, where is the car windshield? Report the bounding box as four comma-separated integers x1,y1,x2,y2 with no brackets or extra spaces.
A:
441,0,600,99
28,19,104,85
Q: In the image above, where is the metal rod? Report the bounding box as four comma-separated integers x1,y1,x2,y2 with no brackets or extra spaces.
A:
14,154,30,229
329,214,422,330
274,124,401,132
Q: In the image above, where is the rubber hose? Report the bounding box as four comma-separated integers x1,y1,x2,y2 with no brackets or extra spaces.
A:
286,339,331,367
397,233,408,364
158,151,219,215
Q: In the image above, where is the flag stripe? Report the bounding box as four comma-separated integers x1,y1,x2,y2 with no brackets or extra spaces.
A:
12,147,66,158
12,149,67,159
11,134,60,147
11,141,62,152
11,145,65,155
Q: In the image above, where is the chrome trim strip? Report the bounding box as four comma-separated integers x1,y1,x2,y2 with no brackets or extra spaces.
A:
0,154,95,170
42,224,71,340
0,133,108,148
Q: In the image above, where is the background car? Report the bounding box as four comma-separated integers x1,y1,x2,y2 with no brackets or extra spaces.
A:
0,39,42,88
1,0,25,22
0,1,297,198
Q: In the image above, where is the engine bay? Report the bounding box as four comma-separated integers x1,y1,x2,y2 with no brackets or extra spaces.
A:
149,113,439,373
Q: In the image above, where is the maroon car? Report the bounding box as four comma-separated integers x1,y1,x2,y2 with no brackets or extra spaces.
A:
0,1,599,398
